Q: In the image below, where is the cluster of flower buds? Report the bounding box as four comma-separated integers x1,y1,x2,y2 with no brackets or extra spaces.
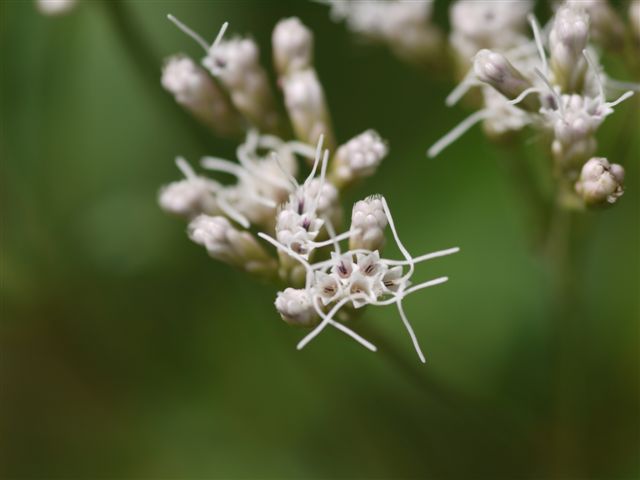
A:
575,157,624,206
266,194,459,362
429,1,635,209
558,0,625,50
320,0,443,65
188,215,277,278
449,0,533,75
161,55,243,137
273,17,335,150
159,16,458,361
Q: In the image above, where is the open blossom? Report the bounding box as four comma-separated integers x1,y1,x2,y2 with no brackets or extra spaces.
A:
429,4,634,207
264,195,459,362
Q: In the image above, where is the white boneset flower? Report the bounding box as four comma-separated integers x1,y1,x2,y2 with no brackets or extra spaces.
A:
259,195,460,362
161,55,242,137
560,0,625,48
473,49,534,104
188,215,277,276
575,157,624,206
275,288,319,326
321,1,442,64
167,16,281,134
349,195,387,252
158,157,220,219
549,4,590,92
36,0,76,15
281,69,334,148
330,130,388,187
201,131,301,229
449,0,533,71
272,17,314,76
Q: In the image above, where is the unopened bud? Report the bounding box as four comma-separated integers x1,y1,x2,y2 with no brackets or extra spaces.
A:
272,17,314,76
188,215,277,276
37,0,76,15
275,288,319,326
330,130,388,187
162,55,242,137
349,195,387,252
631,1,640,41
473,49,538,111
575,157,624,206
159,178,218,219
549,5,590,92
203,37,282,133
281,69,334,148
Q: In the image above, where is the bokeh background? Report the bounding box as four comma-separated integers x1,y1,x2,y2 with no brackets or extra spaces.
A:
1,1,638,478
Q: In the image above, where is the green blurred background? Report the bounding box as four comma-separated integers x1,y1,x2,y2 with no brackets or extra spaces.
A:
1,0,638,478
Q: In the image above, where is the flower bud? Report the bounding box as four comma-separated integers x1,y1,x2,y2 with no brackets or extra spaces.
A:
188,215,277,276
203,37,282,133
349,195,387,252
158,178,218,219
281,69,334,149
161,55,242,137
275,288,319,326
329,130,388,188
473,50,538,111
575,157,624,206
272,17,313,76
549,4,590,92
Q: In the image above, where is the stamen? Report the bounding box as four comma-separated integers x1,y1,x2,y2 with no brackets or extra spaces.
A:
381,197,414,282
403,276,449,296
257,232,314,290
383,247,460,266
396,300,426,363
201,157,248,179
323,217,341,255
427,110,489,158
311,229,354,249
176,156,196,180
446,74,481,107
508,87,542,107
534,68,564,116
605,78,640,92
217,193,250,229
167,14,211,52
305,134,324,185
582,49,604,101
606,90,634,108
528,14,548,76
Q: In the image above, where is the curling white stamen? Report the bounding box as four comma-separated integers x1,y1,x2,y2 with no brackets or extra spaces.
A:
528,14,548,76
427,110,489,158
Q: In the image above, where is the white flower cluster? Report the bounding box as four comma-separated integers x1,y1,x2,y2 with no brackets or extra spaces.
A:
263,194,459,362
429,1,635,208
159,16,458,361
319,0,443,64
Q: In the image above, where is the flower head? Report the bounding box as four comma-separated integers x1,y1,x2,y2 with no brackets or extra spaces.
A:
575,157,624,206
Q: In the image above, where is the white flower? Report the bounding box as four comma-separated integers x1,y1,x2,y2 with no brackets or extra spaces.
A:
275,288,319,326
158,158,219,219
260,195,460,362
631,1,640,41
473,49,533,103
272,17,314,75
188,215,277,275
349,195,387,252
321,0,442,63
575,157,624,206
161,55,241,137
330,130,388,187
167,16,281,133
549,4,590,92
36,0,76,15
449,0,533,69
281,69,333,148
